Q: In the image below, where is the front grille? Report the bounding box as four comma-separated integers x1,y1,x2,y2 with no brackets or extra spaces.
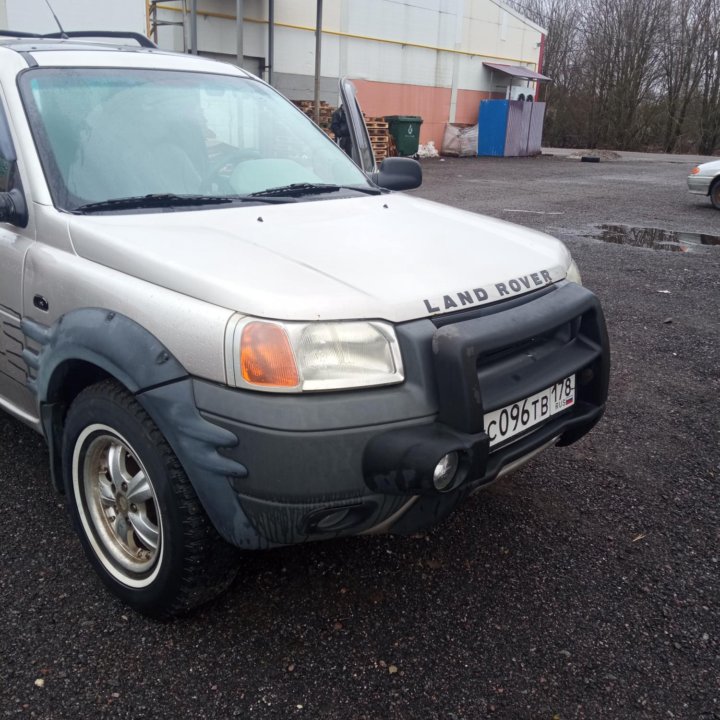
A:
431,282,609,435
477,318,581,412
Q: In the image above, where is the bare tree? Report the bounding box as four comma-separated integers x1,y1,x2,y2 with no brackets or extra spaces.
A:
581,0,664,149
658,0,711,152
696,3,720,155
505,0,587,145
504,0,582,91
501,0,719,153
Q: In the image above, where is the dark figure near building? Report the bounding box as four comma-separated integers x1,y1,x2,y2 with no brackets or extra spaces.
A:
331,105,352,156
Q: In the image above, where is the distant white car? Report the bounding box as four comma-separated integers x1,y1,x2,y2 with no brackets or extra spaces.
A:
688,159,720,209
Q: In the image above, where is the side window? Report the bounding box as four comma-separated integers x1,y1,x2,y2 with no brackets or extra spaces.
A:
0,100,18,193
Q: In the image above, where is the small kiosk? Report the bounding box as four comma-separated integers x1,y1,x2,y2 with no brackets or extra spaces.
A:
478,63,552,157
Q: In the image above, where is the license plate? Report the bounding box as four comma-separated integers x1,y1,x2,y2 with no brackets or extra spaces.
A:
484,376,576,448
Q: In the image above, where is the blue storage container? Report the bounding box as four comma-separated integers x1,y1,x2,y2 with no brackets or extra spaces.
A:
477,100,509,156
477,99,546,157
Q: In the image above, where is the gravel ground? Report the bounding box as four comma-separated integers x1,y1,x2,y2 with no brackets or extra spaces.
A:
1,155,719,720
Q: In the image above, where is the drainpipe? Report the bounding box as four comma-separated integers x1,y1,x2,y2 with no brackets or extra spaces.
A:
314,0,323,125
267,0,274,85
236,0,244,69
189,0,198,54
448,0,465,123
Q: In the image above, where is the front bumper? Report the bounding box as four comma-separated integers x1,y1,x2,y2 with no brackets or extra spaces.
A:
176,282,609,549
687,175,712,195
362,281,608,529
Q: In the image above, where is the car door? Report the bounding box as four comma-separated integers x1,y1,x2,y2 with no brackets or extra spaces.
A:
0,90,37,423
339,78,376,174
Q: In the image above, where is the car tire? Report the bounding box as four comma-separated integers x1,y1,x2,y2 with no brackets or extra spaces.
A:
62,379,239,618
710,179,720,210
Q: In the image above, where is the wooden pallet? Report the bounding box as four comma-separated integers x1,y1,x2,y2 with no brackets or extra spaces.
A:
290,103,396,160
292,100,335,126
364,115,392,161
294,99,332,109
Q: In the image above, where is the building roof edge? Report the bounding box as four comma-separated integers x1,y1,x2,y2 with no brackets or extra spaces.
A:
488,0,548,36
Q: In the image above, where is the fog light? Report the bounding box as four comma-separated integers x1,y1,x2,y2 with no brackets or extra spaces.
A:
433,452,459,491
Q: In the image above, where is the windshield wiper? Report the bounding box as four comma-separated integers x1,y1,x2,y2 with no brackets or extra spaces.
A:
250,183,381,198
73,193,294,213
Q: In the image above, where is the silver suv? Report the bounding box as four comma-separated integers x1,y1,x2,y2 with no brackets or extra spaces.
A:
0,32,609,617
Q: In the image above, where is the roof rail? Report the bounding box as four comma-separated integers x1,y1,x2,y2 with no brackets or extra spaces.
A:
0,30,157,49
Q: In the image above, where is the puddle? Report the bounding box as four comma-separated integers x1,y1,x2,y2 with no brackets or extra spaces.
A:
593,224,720,252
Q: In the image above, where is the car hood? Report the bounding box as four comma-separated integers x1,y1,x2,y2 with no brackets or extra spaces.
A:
68,193,572,323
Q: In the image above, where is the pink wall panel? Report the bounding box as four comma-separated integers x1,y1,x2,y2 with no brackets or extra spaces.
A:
455,90,494,125
352,82,504,151
353,79,452,148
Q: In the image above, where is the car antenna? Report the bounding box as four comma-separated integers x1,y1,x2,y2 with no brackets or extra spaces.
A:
43,0,68,38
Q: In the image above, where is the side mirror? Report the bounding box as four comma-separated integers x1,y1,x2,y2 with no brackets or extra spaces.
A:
0,189,28,228
370,157,422,191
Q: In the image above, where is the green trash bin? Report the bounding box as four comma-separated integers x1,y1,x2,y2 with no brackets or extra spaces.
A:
385,115,423,156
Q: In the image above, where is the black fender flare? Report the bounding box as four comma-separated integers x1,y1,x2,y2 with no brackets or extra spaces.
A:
22,309,266,549
23,308,188,400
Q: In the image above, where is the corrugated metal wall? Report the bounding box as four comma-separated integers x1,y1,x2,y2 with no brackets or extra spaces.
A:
153,1,544,115
478,99,546,156
527,101,545,154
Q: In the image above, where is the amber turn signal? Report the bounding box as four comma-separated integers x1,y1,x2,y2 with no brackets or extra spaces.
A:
690,166,700,175
240,321,299,387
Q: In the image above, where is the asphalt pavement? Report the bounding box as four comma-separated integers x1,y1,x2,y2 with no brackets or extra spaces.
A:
1,154,719,719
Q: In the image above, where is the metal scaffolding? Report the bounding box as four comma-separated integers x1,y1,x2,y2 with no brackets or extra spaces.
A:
148,0,188,52
161,0,318,96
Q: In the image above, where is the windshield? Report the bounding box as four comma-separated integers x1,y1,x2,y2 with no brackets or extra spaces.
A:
19,68,372,211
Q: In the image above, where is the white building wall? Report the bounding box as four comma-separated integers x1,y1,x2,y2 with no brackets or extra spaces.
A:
2,0,146,36
151,0,542,88
1,0,543,89
1,0,544,144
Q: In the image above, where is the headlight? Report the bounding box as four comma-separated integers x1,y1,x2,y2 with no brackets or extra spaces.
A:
566,258,582,285
226,317,404,392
